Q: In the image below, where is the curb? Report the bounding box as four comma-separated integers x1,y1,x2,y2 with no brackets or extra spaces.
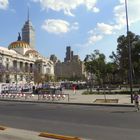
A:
0,126,6,130
0,125,82,140
0,99,134,107
39,132,81,140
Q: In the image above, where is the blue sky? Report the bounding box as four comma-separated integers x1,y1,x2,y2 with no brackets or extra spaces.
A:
0,0,140,62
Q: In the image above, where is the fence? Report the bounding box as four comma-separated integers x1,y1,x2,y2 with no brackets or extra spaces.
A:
0,92,69,102
37,94,69,102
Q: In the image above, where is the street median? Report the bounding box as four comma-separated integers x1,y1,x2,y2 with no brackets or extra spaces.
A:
39,132,81,140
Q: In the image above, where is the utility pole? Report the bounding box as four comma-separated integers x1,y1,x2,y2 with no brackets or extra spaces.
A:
125,0,133,103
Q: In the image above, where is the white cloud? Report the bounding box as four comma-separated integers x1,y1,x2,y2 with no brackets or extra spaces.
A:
42,19,79,34
32,0,99,16
0,0,9,10
42,19,70,34
113,3,126,29
75,34,103,48
84,0,98,11
88,35,103,45
85,0,140,46
114,0,140,29
71,22,79,30
86,22,115,45
93,7,100,13
97,23,114,35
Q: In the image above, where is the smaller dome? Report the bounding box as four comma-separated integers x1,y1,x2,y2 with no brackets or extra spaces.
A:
8,41,30,49
25,49,38,55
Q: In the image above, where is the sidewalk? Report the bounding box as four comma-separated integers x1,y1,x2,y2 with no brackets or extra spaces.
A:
0,89,134,107
62,89,134,107
0,126,85,140
64,89,132,103
0,127,54,140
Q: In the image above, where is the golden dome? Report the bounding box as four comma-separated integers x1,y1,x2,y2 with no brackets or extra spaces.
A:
8,33,30,49
8,41,30,49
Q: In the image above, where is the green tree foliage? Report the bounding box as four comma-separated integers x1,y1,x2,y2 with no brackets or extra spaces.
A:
110,31,140,84
84,50,119,86
84,50,106,86
105,62,118,84
84,31,140,85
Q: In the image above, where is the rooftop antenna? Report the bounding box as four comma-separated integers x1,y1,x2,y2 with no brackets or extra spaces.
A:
27,5,30,21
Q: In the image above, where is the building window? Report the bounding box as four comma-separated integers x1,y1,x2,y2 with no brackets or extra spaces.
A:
25,63,28,72
13,60,17,68
38,64,41,73
20,62,23,71
6,64,9,70
14,75,17,81
46,68,50,74
20,75,23,81
6,75,10,83
0,74,2,82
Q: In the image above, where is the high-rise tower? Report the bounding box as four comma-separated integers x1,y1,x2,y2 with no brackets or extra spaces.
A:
22,8,35,49
64,46,74,62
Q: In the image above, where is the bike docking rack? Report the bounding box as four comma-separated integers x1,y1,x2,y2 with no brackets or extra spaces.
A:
37,93,70,102
0,91,70,103
0,91,34,100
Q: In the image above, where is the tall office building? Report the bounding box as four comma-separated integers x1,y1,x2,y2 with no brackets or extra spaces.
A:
22,9,35,49
64,46,74,62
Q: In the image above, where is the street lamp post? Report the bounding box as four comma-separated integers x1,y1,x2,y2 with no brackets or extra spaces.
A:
125,0,133,103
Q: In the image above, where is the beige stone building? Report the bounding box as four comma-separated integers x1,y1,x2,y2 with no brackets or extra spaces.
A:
53,46,85,80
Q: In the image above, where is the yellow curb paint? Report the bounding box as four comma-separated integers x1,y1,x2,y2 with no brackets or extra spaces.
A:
0,126,6,130
39,132,81,140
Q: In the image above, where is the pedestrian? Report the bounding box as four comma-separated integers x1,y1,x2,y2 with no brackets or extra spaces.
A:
133,92,139,111
72,85,76,94
32,85,35,94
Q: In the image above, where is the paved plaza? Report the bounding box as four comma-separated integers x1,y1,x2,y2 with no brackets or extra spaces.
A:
0,89,134,106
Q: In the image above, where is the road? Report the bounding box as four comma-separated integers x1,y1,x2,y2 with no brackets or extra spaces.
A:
0,101,140,140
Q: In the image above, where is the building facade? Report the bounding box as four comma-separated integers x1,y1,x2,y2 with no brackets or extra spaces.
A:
0,16,54,84
54,46,85,80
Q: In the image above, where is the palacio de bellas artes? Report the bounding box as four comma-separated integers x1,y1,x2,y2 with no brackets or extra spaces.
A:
0,12,54,88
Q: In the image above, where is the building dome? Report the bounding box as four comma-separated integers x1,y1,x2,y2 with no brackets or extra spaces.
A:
8,41,30,49
25,49,38,56
8,33,30,49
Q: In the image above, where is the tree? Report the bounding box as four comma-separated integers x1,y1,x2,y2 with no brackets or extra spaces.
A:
84,50,106,89
105,62,118,84
110,31,140,84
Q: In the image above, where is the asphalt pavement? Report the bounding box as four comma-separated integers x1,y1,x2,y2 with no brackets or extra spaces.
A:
0,89,136,140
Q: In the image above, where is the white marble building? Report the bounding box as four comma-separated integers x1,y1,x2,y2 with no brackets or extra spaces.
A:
0,15,54,84
0,37,54,84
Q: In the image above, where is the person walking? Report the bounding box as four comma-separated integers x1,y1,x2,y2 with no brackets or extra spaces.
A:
72,85,76,94
133,92,139,112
